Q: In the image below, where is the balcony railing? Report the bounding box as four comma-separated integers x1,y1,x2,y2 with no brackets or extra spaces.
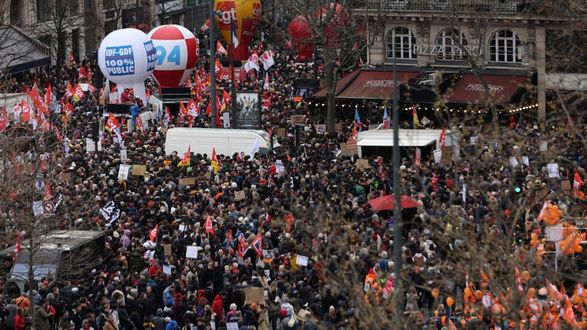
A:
362,0,571,16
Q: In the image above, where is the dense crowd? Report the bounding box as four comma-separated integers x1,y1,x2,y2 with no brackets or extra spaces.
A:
0,29,587,330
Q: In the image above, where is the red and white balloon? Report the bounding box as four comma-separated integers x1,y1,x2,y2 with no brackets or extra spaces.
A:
148,25,199,88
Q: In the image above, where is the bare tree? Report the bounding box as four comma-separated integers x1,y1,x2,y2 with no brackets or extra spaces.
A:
35,0,83,82
272,0,385,133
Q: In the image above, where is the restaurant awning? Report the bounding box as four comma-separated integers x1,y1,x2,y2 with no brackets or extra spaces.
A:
447,73,528,104
313,68,419,99
313,69,360,98
0,27,50,74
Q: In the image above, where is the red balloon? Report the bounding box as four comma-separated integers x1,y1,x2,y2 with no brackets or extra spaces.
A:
314,3,349,48
288,16,313,61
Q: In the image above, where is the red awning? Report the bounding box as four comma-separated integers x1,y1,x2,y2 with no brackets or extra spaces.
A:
447,74,528,104
337,70,419,100
313,69,360,98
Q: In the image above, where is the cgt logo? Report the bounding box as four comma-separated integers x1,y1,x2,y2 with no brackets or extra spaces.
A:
252,3,261,18
216,2,236,25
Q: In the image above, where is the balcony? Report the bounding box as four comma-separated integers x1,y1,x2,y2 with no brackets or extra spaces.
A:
362,0,573,16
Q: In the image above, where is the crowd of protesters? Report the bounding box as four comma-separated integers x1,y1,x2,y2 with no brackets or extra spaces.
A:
0,28,587,330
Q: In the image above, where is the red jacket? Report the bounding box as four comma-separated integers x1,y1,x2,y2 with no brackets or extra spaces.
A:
14,314,25,330
211,294,224,322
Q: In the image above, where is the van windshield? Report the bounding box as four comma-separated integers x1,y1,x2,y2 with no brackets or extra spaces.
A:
11,263,56,281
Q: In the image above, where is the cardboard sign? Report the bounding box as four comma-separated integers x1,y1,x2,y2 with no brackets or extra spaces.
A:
290,115,306,125
296,255,309,266
244,287,265,305
131,164,147,176
540,141,548,152
163,244,172,256
61,172,71,182
441,146,454,165
433,149,442,164
186,246,198,259
235,190,245,201
179,177,196,186
356,159,370,170
547,163,560,178
86,138,95,152
340,143,358,156
120,149,128,162
315,124,326,134
118,164,130,181
276,127,287,138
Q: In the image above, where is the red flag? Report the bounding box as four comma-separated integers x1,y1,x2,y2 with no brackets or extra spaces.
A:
0,109,7,131
73,83,85,102
573,170,584,191
64,99,75,115
439,128,446,149
347,123,358,144
178,145,191,167
44,84,52,106
238,235,247,258
105,113,120,132
252,232,263,256
179,101,188,121
204,216,215,235
20,99,31,122
13,232,21,262
225,229,233,244
217,41,228,56
136,115,144,132
149,224,158,242
215,58,222,75
66,81,75,98
200,19,210,33
211,147,219,173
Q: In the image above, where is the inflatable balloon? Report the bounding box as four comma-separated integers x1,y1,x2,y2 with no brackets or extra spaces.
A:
214,0,262,61
98,28,157,103
288,16,313,61
148,25,199,88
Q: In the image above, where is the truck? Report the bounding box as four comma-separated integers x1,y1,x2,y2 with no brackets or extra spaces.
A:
0,230,105,294
164,127,277,157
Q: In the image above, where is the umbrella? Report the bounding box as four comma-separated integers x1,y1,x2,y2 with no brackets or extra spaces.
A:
368,195,420,212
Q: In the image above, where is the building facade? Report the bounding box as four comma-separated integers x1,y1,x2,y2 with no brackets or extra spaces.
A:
0,0,187,68
360,0,586,119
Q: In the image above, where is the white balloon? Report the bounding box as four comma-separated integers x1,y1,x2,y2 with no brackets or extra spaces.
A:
98,28,158,86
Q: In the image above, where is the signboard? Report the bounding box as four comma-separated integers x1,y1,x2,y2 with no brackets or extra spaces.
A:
179,177,196,186
235,190,246,201
118,164,130,180
276,127,287,137
244,287,265,305
131,164,147,176
236,91,261,129
290,115,306,125
356,159,370,170
340,143,358,156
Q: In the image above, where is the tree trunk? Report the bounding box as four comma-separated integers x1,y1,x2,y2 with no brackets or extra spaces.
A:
325,48,337,133
27,228,35,328
56,33,67,83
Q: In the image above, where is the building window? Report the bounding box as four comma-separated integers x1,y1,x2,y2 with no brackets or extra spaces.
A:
386,27,417,60
70,0,80,15
37,0,50,21
489,29,521,63
435,29,468,60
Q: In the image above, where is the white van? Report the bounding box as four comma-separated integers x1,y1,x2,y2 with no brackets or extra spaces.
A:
165,127,275,157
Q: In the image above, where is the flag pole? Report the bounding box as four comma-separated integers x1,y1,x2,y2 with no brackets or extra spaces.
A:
209,0,217,128
391,55,403,324
230,17,237,129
